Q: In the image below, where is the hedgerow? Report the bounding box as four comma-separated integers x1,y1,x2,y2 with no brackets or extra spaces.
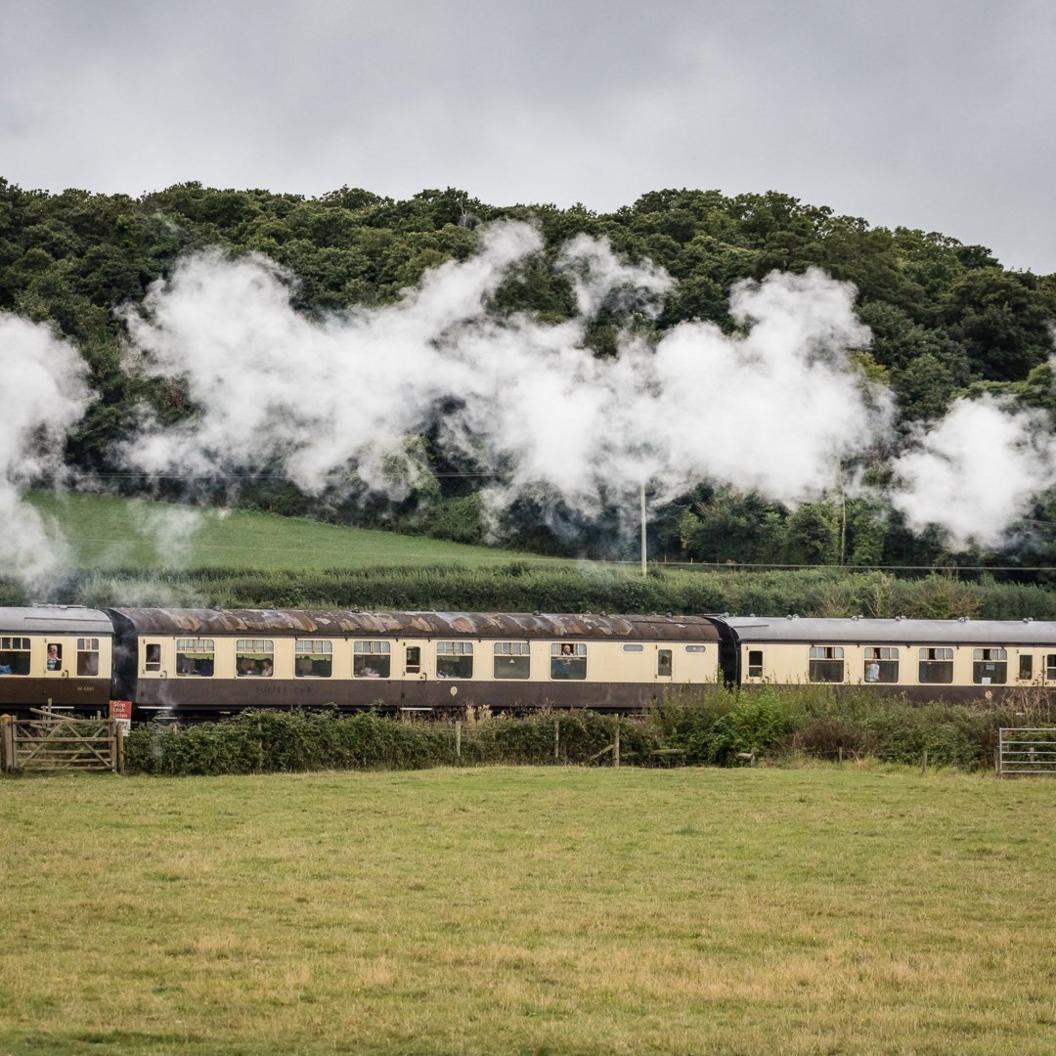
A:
123,686,1055,776
32,564,1056,620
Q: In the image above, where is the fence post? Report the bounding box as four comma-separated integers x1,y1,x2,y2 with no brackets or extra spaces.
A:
553,719,560,763
1,715,13,773
454,720,462,763
921,749,928,774
837,745,843,766
613,716,621,768
115,722,125,775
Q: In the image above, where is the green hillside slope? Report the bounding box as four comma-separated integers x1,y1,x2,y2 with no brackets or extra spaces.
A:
28,492,555,572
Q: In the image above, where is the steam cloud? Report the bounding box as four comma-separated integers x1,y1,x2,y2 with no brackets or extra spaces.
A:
890,395,1056,549
120,222,893,526
0,315,91,583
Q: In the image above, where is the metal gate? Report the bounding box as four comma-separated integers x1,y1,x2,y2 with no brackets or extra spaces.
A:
1,712,125,774
998,727,1056,777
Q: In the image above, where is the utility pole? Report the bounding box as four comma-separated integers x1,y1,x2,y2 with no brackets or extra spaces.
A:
640,483,647,577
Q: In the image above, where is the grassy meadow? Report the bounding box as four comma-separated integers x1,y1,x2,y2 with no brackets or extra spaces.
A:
2,765,1055,1056
28,492,554,571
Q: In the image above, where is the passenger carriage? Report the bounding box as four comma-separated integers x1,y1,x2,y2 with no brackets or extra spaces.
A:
107,608,723,718
726,615,1056,701
0,606,114,713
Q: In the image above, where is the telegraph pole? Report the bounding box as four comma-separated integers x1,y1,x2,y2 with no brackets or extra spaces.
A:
640,483,647,577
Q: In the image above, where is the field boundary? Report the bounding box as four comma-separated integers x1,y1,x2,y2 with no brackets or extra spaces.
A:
1,712,125,774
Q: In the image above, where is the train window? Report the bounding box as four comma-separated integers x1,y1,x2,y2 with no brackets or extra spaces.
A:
1047,655,1056,681
685,645,707,653
550,642,586,680
622,644,644,652
296,639,333,678
76,637,100,677
436,641,472,679
747,649,763,678
405,645,421,675
354,641,391,678
808,645,844,683
494,641,530,679
176,638,214,677
0,636,30,676
46,642,63,671
657,649,672,677
972,647,1007,685
864,646,899,684
237,639,274,678
918,647,953,684
144,643,161,672
1019,655,1034,681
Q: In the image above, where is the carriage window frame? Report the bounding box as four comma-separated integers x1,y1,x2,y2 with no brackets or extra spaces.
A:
0,636,31,676
747,649,763,678
176,638,215,678
436,641,473,680
353,640,392,679
1047,654,1056,682
685,645,707,653
405,645,421,675
864,645,899,684
236,638,274,678
550,642,587,681
808,645,845,683
972,646,1007,685
918,646,954,684
1018,654,1033,681
144,643,162,672
76,637,101,677
493,641,530,679
657,649,673,677
296,638,334,678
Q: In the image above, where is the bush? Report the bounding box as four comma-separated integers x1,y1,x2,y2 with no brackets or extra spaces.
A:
123,687,1043,775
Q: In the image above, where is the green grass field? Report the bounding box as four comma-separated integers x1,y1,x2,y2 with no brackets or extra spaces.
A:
2,765,1054,1056
29,492,553,571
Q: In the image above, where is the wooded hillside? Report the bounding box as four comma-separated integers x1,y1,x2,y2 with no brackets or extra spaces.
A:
2,180,1054,568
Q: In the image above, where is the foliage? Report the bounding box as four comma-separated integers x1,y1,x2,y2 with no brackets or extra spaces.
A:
123,687,1052,776
4,179,1056,569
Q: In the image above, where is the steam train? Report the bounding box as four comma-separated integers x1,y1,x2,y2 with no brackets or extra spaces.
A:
1,606,1053,720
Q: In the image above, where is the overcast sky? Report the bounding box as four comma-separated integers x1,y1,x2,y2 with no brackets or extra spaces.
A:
2,0,1053,272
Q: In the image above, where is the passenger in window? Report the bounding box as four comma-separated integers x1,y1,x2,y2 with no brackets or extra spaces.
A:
0,664,11,675
560,644,574,656
47,644,61,671
865,660,880,683
261,659,273,678
240,658,258,676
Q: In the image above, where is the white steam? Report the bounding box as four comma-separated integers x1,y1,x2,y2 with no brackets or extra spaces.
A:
121,223,891,528
0,315,91,583
890,394,1056,549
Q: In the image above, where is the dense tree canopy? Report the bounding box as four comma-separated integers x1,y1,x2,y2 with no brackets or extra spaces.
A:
1,178,1054,569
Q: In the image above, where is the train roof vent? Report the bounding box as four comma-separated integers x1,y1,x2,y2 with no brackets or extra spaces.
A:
958,616,969,622
895,615,905,621
852,614,863,620
1023,617,1034,623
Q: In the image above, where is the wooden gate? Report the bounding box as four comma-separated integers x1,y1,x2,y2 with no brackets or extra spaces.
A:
1,712,125,774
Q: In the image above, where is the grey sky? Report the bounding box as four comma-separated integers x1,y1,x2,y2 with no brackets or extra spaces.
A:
3,0,1054,272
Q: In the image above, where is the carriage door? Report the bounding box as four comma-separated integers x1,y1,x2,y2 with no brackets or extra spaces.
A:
657,648,673,681
44,639,69,678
